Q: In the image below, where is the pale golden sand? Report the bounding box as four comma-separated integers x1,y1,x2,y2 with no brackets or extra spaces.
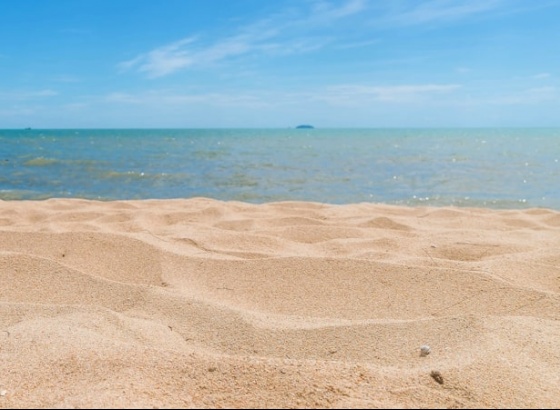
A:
1,198,559,408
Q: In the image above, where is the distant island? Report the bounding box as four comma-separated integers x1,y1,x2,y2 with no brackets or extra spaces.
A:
295,124,314,129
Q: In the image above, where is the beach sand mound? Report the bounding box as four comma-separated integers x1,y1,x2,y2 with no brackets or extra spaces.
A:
1,198,559,408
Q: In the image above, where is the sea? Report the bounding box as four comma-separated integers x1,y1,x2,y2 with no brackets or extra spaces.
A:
1,128,559,209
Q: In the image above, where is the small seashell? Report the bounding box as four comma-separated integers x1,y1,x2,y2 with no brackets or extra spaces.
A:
0,390,7,397
420,345,431,357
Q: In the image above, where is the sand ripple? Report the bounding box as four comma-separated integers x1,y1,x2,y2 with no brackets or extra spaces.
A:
1,198,559,408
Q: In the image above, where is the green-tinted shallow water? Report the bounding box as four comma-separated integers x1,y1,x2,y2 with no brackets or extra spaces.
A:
1,128,559,209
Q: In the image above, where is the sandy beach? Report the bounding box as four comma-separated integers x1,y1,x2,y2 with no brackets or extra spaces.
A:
1,197,559,408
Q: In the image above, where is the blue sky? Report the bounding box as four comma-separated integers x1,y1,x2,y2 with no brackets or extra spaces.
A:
1,0,559,128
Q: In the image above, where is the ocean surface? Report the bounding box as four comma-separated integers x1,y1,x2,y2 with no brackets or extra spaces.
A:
1,128,559,209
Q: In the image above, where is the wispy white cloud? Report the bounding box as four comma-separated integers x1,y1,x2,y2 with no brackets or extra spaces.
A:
105,92,145,104
118,0,368,78
104,82,462,111
380,0,505,26
320,83,461,104
117,0,519,80
105,90,268,108
488,86,559,105
454,85,559,107
335,38,379,49
118,34,262,79
0,89,58,101
118,37,197,78
533,73,551,79
309,0,367,21
527,86,557,99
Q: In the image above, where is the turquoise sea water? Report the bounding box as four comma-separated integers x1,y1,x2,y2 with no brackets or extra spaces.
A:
1,128,559,209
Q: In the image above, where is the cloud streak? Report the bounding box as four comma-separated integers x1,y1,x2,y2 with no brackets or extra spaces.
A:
118,0,514,79
379,0,506,26
0,89,58,101
487,86,559,105
309,0,366,21
321,84,462,104
118,0,367,78
118,38,197,78
105,90,268,108
104,82,462,110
